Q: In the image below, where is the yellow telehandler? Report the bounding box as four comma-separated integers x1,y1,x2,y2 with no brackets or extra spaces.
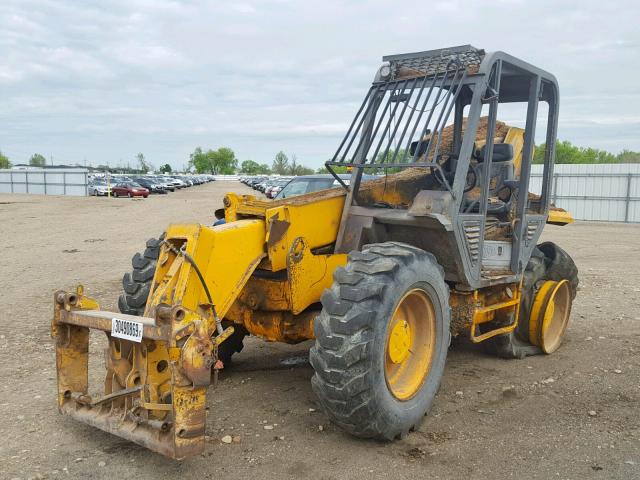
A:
52,45,578,459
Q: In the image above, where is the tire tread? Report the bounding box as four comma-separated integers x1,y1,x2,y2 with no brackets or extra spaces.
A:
310,242,449,440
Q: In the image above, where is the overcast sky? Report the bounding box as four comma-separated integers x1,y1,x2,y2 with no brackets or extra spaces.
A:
1,0,639,170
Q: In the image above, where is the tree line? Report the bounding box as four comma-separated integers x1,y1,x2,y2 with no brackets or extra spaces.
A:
316,140,640,172
189,148,315,176
2,139,638,172
533,141,640,164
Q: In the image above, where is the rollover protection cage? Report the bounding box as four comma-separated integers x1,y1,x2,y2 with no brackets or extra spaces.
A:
326,45,485,189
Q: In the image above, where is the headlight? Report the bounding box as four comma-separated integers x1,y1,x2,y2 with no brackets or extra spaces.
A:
379,62,392,80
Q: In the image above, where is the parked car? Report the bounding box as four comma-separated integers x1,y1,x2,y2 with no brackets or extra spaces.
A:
133,177,167,194
265,178,292,198
180,176,194,187
249,176,268,189
151,176,175,192
88,181,111,196
112,182,149,198
112,176,133,184
155,176,180,189
256,177,281,192
167,177,187,189
273,174,375,200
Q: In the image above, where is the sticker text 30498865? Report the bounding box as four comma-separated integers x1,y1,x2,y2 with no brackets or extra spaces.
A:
111,318,143,342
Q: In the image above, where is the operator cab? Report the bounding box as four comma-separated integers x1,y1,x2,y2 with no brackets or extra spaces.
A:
327,45,560,288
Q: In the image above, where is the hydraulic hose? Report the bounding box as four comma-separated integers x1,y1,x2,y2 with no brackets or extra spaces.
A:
162,240,224,335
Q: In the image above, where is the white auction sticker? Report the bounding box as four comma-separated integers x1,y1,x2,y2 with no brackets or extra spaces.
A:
111,317,143,342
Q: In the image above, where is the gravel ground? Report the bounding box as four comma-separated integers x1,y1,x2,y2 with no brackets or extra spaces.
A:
0,180,638,480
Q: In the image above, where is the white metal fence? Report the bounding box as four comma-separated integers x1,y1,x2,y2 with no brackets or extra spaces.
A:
0,168,89,196
1,166,638,221
212,174,240,181
530,164,640,223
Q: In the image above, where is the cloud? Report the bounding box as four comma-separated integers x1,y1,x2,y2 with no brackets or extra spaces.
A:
231,3,257,14
0,0,639,168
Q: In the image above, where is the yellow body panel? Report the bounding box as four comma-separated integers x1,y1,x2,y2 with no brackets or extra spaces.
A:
264,196,345,271
547,209,574,225
504,127,526,174
286,239,347,314
152,220,266,321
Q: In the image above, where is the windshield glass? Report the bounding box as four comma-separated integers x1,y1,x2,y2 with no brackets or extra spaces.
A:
277,178,335,199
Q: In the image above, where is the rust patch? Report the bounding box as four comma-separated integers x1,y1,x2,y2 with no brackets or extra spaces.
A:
289,237,305,264
267,214,290,249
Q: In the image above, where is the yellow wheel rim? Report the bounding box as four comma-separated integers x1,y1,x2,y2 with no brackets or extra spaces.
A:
384,288,436,401
529,279,572,354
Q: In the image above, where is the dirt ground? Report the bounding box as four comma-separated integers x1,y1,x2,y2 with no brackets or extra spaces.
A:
1,181,639,480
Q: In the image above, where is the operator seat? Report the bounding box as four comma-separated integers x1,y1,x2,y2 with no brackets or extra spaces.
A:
463,142,517,216
475,143,515,196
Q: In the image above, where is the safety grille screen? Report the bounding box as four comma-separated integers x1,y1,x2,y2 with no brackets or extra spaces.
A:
328,64,469,171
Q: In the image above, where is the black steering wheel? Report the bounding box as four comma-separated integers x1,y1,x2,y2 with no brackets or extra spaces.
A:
432,155,479,194
464,163,478,193
463,196,510,214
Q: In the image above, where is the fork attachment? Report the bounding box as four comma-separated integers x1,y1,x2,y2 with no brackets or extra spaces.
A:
52,221,266,459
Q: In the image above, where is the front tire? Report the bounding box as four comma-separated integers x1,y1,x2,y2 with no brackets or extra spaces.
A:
310,242,450,440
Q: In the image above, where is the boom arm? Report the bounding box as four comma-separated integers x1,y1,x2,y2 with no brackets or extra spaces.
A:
52,193,348,458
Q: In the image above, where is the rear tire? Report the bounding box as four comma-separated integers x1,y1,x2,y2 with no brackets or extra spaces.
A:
537,242,579,294
310,242,450,440
483,242,578,358
118,236,164,316
117,235,246,365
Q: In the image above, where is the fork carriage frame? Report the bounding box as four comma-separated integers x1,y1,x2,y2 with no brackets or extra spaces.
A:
53,288,216,459
52,220,266,459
